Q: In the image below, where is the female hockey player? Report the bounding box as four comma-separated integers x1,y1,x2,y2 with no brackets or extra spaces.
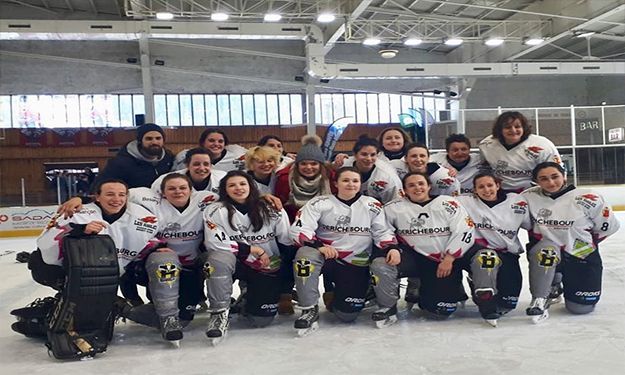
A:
456,172,531,326
521,162,620,323
430,134,488,195
273,134,335,315
334,127,411,168
14,179,162,355
245,146,281,195
202,171,294,344
152,148,226,194
341,135,402,204
257,134,295,170
395,143,460,196
290,167,398,335
173,129,247,171
479,111,562,193
370,172,474,327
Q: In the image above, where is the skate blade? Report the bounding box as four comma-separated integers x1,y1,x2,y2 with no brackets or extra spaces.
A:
374,315,398,329
296,322,319,337
548,295,562,306
168,340,181,348
207,335,226,346
531,310,549,324
485,319,498,328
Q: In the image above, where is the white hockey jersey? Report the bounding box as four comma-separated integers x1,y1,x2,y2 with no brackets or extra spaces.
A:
130,188,218,266
478,134,562,192
37,203,160,275
429,153,489,195
173,144,247,172
251,172,278,196
521,186,620,258
394,160,460,197
151,168,227,195
203,203,293,272
343,159,402,204
290,195,397,266
384,195,474,261
456,193,531,254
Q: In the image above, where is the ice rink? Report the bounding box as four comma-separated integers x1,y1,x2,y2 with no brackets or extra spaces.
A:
1,214,624,375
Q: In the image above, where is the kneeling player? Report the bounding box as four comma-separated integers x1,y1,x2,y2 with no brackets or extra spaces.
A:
201,171,294,345
11,179,160,359
371,172,473,326
522,162,620,323
290,167,398,334
456,173,531,326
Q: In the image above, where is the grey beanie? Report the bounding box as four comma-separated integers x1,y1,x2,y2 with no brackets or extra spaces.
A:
296,135,325,163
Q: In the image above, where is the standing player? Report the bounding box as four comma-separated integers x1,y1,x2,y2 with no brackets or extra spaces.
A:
342,135,402,204
152,148,226,194
521,162,619,323
430,134,488,195
479,111,561,193
289,167,398,335
456,172,531,326
395,143,460,196
370,172,473,327
202,171,293,345
173,129,247,172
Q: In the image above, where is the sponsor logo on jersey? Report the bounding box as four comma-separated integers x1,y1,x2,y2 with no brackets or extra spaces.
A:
397,226,451,235
370,180,387,193
141,196,159,205
524,146,544,159
442,200,459,215
205,220,217,230
475,217,517,238
367,201,383,214
158,229,202,240
320,224,371,233
335,215,351,227
537,208,552,218
602,207,610,218
134,216,158,233
198,194,216,209
437,178,455,188
465,216,475,227
118,248,138,259
409,217,426,229
511,201,528,214
575,194,599,209
140,216,158,224
229,232,276,243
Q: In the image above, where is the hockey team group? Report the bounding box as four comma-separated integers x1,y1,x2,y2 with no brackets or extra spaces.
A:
9,111,620,360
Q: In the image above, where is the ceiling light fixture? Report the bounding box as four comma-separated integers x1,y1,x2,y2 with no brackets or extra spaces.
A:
524,37,544,45
404,38,422,46
484,38,504,46
155,12,174,21
444,38,463,46
264,13,282,22
575,30,595,38
379,49,398,59
211,12,229,21
317,13,336,23
363,37,381,46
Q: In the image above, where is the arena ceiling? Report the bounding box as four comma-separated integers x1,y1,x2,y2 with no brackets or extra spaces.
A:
1,0,624,62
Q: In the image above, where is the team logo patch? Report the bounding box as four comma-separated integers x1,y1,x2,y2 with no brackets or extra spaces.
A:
370,274,379,287
537,208,552,219
294,259,315,280
442,200,459,215
511,201,528,214
477,250,501,272
370,180,387,193
524,146,544,159
156,262,180,286
537,246,559,269
202,261,214,278
437,178,454,188
141,216,158,224
205,220,217,230
410,217,426,229
335,215,351,227
465,216,475,228
602,207,610,218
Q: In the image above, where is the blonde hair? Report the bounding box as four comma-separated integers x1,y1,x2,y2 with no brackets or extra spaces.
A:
244,146,281,171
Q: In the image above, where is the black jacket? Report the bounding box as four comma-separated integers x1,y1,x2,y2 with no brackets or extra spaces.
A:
94,141,174,189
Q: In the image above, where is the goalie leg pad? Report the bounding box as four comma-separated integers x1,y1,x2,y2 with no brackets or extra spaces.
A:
47,235,120,360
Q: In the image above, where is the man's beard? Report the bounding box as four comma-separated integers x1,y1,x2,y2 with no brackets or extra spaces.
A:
142,144,163,157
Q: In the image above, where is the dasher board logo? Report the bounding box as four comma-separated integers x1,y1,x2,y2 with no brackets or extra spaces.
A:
0,207,57,229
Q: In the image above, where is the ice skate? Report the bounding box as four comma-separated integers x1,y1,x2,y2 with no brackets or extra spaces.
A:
547,283,564,306
372,305,398,328
159,315,183,348
404,279,420,311
10,296,58,338
526,297,549,324
206,309,229,346
294,305,319,337
474,289,499,327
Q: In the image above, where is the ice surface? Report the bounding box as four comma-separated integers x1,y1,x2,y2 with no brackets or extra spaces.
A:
1,215,624,375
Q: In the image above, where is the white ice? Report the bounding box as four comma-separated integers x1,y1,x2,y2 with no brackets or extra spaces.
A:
1,215,625,375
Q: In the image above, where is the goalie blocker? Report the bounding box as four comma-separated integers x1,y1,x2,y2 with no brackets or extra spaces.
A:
46,235,120,360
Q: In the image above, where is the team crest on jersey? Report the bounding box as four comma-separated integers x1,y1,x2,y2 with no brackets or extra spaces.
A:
205,220,217,230
370,180,387,193
442,200,459,215
335,215,351,227
524,146,544,159
602,207,610,218
233,154,246,169
156,262,180,286
409,217,426,229
537,208,552,219
511,201,528,214
575,194,599,209
495,160,509,171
